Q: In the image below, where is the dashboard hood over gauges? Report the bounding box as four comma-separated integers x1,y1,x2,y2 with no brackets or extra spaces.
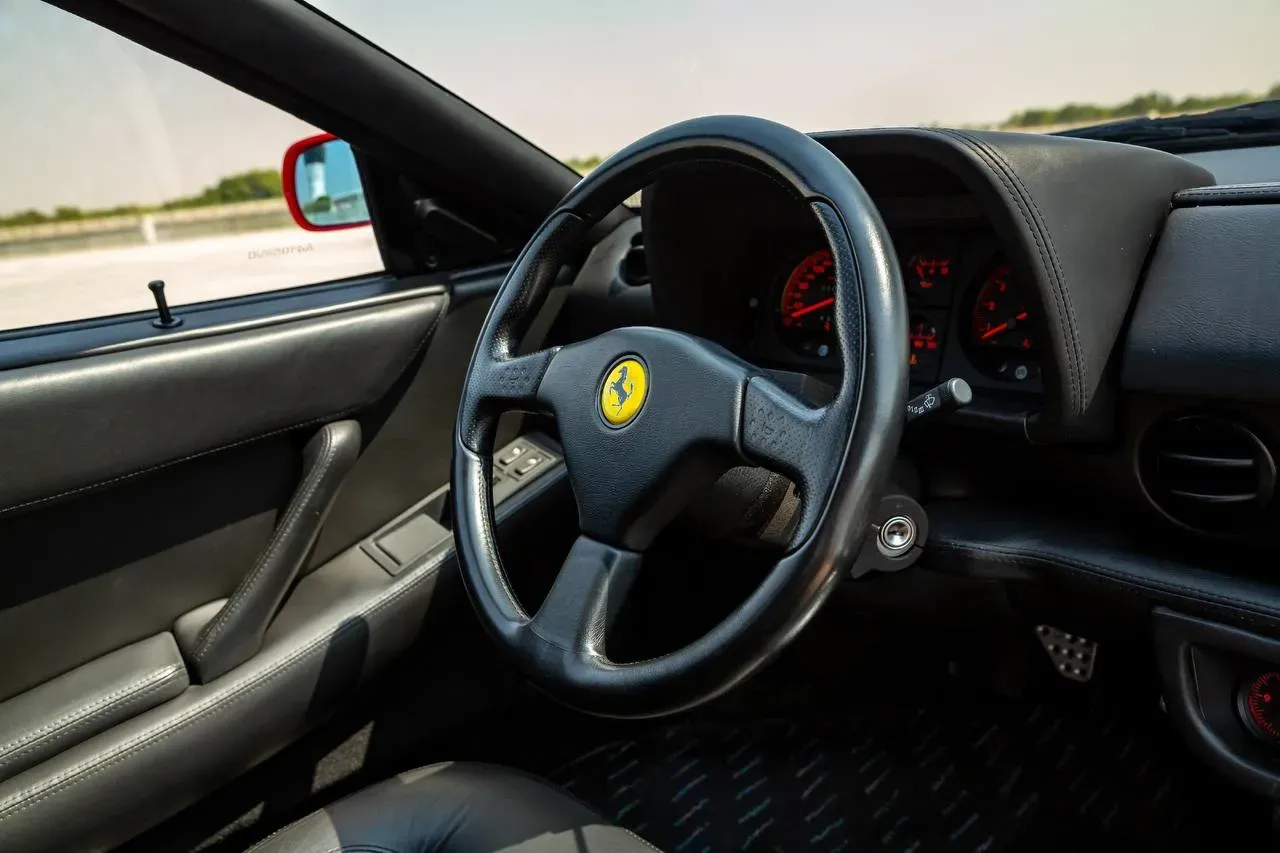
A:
644,128,1213,441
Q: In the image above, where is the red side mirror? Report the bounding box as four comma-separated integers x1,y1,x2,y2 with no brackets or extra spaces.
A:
282,133,370,231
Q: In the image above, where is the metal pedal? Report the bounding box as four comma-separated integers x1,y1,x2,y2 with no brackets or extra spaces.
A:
1035,625,1097,682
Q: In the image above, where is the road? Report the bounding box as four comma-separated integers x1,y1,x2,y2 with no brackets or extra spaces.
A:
0,227,383,331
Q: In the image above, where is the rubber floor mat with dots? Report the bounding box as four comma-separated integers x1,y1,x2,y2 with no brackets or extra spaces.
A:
549,702,1244,853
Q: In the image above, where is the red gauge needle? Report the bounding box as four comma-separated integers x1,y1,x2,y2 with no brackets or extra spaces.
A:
981,311,1029,341
980,322,1008,341
789,296,835,319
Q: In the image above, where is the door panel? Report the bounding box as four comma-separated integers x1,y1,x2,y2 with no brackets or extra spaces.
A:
0,535,448,852
0,292,443,514
308,293,501,567
0,435,294,701
0,633,189,784
0,273,514,850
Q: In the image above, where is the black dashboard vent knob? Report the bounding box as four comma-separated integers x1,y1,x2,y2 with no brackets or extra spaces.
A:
1139,414,1276,534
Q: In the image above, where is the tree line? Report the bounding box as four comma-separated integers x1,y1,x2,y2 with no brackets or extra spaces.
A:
1001,82,1280,128
0,169,283,229
564,154,604,174
562,82,1280,172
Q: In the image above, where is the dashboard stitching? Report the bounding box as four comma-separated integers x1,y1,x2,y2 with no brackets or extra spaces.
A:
963,141,1082,403
929,540,1280,628
933,129,1083,416
955,130,1083,414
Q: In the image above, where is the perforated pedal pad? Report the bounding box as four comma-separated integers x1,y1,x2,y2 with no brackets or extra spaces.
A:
1035,625,1097,682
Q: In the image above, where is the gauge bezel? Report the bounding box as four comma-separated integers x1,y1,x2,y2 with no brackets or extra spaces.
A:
959,258,1041,384
1237,671,1280,745
743,229,1044,398
774,247,838,360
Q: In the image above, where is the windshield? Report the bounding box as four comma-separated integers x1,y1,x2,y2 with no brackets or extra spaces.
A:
306,0,1278,165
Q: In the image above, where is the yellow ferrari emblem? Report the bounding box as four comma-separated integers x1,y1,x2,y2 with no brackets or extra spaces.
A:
599,358,647,427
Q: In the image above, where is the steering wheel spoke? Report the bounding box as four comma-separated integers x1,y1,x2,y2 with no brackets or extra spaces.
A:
484,349,560,410
741,374,837,536
458,348,560,453
527,535,642,659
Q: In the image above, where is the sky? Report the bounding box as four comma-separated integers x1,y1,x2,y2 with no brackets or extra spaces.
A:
1,0,1278,216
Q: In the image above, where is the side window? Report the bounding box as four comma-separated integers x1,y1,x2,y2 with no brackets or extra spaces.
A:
0,1,384,332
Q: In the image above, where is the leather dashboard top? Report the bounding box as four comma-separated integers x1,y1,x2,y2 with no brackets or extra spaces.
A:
1123,184,1280,402
821,130,1214,438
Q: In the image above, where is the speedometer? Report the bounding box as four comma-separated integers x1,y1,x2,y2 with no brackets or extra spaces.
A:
971,263,1032,351
777,248,837,359
966,262,1040,382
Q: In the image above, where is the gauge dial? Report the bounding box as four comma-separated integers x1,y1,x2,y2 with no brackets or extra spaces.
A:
909,316,941,354
777,248,837,358
905,253,954,305
971,264,1033,351
966,263,1040,382
908,313,944,381
1241,672,1280,743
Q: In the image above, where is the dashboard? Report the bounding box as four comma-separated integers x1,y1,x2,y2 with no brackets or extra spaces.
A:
641,129,1232,441
593,128,1280,802
743,227,1043,395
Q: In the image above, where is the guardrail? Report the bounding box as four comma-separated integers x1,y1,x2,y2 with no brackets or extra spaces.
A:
0,199,294,259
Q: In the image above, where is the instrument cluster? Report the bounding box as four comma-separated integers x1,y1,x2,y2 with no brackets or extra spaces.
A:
745,229,1043,393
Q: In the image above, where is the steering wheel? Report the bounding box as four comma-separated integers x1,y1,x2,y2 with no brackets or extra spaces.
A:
452,116,908,718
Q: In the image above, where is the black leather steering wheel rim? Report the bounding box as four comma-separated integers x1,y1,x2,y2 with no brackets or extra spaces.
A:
452,115,908,718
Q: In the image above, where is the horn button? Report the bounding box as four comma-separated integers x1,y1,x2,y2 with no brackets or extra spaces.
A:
539,327,748,550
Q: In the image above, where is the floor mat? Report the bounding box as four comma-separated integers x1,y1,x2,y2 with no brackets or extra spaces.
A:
546,701,1235,853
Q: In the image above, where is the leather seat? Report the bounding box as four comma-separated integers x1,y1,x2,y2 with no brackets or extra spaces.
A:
249,762,660,853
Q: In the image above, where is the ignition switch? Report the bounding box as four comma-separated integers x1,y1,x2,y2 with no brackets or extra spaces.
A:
851,494,928,578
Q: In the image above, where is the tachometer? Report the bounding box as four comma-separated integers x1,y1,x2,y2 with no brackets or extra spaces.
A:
971,264,1032,351
777,248,837,358
967,263,1039,382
